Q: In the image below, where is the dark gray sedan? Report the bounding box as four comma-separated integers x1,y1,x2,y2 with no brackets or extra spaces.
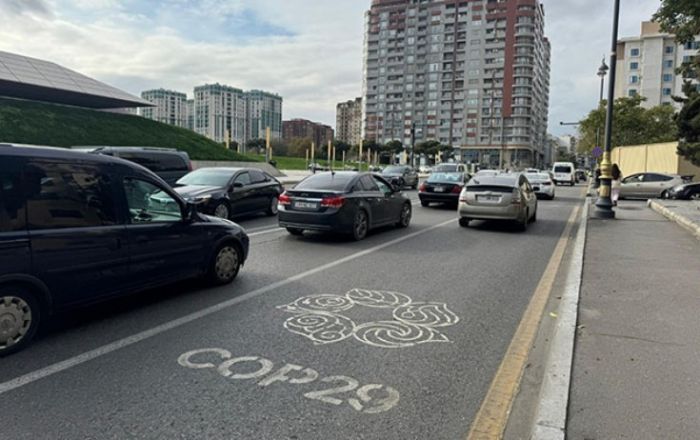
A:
381,165,419,189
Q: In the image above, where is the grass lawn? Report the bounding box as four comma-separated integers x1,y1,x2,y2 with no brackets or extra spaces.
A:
0,97,259,161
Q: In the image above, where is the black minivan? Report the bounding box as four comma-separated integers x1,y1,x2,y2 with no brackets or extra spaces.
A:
0,144,249,356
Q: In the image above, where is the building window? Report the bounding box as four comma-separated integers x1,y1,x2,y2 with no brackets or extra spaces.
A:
663,88,672,96
664,60,674,68
630,48,640,56
630,62,639,70
665,46,674,54
628,89,637,97
629,75,639,84
663,73,673,82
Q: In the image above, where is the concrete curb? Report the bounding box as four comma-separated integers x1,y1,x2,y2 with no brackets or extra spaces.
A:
648,200,700,240
529,198,589,440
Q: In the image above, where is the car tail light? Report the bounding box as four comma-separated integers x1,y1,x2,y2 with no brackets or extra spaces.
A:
419,183,427,192
187,161,193,171
321,195,345,208
451,185,463,194
279,192,292,206
511,189,522,205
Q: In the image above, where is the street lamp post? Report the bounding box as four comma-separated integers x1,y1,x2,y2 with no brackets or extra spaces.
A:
596,58,609,149
593,0,620,219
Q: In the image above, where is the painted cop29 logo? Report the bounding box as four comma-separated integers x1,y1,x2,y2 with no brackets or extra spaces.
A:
277,289,460,349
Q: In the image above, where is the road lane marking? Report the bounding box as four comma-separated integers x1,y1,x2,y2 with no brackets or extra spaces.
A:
0,218,456,396
177,348,400,413
466,201,583,440
277,289,459,348
248,227,285,237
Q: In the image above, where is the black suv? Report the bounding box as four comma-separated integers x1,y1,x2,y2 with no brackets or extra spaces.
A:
0,144,249,356
72,146,192,186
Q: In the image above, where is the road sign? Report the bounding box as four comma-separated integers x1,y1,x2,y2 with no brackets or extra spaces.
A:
591,146,603,158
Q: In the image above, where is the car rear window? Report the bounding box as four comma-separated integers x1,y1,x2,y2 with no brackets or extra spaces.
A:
296,173,355,191
554,166,572,173
427,172,463,183
118,152,188,172
383,166,407,174
434,164,458,172
466,185,514,193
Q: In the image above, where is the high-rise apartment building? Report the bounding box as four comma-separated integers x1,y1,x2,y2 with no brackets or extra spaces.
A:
363,0,551,168
246,90,283,141
185,99,194,131
283,119,334,148
615,21,700,108
336,97,363,145
192,85,282,144
140,88,188,127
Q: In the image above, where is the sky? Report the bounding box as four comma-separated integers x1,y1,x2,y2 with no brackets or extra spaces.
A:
0,0,662,137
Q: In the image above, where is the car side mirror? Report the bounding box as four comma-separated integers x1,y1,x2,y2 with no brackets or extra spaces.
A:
184,202,198,222
391,183,401,193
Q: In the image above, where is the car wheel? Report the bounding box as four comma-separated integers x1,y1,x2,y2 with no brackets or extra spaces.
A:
267,196,279,216
286,227,304,236
518,210,528,231
398,178,405,188
207,243,241,285
530,208,537,223
459,217,470,228
420,200,430,207
0,286,41,357
690,192,700,200
661,190,670,199
397,203,412,228
352,209,369,241
411,182,418,190
213,201,230,219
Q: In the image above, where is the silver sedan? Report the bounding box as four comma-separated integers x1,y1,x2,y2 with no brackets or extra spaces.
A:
458,174,538,231
619,173,687,199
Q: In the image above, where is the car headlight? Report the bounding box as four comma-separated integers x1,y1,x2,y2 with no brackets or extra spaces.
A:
188,195,212,204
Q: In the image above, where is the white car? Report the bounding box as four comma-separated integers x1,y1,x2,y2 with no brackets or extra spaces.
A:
527,173,556,200
552,162,576,186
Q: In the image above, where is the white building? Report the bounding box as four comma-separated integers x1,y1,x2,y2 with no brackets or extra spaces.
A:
615,21,700,108
140,88,188,127
245,89,283,142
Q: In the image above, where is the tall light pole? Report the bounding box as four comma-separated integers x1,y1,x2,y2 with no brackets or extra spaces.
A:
594,0,620,219
595,58,609,153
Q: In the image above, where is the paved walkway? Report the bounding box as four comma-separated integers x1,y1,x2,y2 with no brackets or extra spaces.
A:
567,200,700,439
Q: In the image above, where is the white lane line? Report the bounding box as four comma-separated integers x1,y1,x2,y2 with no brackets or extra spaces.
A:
248,227,285,237
0,218,456,396
245,224,282,233
530,198,589,439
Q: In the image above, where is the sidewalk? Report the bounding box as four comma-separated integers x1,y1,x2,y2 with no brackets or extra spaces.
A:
567,200,700,439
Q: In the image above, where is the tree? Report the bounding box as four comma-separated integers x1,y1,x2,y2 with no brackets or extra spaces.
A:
333,140,352,157
576,96,677,154
287,137,312,157
383,140,405,154
414,140,441,156
654,1,700,165
245,138,266,154
675,81,700,166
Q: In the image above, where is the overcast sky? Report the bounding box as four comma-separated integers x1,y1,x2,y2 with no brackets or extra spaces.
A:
0,0,662,137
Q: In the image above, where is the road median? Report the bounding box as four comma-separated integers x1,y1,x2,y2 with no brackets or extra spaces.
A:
648,199,700,240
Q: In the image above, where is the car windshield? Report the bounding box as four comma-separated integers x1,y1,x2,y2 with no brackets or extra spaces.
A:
383,166,406,174
295,172,355,191
176,169,235,187
554,166,572,173
427,172,463,183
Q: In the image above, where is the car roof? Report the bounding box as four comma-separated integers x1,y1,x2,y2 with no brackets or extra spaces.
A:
71,145,182,153
192,167,244,173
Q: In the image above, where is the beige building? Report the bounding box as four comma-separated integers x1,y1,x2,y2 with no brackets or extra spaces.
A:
336,97,363,145
615,21,700,108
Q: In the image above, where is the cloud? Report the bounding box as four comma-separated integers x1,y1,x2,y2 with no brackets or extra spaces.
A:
0,0,664,134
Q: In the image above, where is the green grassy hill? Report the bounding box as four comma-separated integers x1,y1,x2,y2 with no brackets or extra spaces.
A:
0,97,258,161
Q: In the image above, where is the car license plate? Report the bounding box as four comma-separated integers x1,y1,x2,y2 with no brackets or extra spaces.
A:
433,186,445,192
478,195,499,202
294,201,318,210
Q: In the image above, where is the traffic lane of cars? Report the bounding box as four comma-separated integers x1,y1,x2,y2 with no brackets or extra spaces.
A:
0,187,583,440
0,192,442,380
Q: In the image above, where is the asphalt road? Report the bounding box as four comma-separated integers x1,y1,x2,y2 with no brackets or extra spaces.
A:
0,185,584,440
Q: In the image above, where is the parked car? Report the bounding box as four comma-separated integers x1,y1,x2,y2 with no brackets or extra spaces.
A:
0,144,249,356
173,167,283,219
418,165,433,174
308,162,330,172
475,169,500,177
72,146,192,186
277,172,412,241
552,162,576,186
525,168,540,174
527,173,556,200
458,173,538,231
666,181,700,200
433,163,468,173
418,172,471,207
619,172,688,199
381,165,419,189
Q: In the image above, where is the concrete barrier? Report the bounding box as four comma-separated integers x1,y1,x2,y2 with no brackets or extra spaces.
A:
191,160,285,177
648,199,700,240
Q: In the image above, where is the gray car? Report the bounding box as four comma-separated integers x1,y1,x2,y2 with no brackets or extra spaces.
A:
458,173,538,231
381,165,419,189
619,172,687,199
